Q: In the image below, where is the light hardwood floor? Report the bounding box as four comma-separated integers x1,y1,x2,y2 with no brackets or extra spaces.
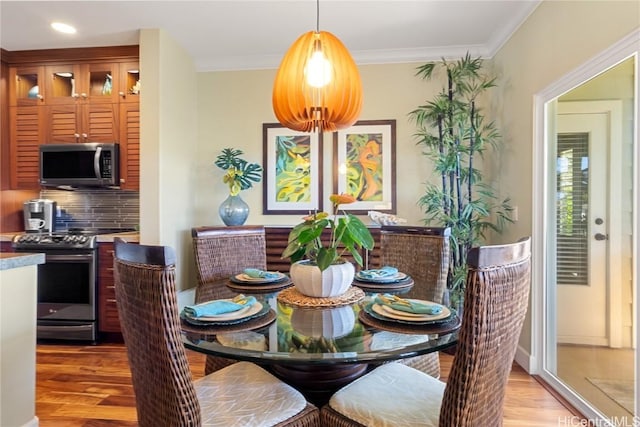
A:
557,344,634,421
35,343,576,426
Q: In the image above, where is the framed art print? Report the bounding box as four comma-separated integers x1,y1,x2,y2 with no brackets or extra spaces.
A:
333,119,396,213
262,123,323,214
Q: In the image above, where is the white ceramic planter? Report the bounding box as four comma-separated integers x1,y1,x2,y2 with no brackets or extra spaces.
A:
290,260,355,297
290,306,356,338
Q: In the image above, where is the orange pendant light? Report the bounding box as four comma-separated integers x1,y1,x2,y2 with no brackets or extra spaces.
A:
272,3,362,133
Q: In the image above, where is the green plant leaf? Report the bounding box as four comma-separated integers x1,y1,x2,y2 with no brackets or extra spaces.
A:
316,248,337,271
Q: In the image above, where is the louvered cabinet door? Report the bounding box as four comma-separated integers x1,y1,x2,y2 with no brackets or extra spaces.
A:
82,103,119,143
47,103,118,143
46,104,81,143
9,106,45,189
118,102,139,190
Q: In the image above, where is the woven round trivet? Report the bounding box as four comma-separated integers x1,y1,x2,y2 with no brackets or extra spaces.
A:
358,310,461,335
180,309,276,338
277,286,365,307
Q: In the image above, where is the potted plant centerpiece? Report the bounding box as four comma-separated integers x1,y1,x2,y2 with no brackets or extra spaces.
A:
282,194,374,297
215,148,263,226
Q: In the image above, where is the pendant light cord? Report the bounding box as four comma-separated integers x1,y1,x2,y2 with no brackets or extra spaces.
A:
316,0,320,32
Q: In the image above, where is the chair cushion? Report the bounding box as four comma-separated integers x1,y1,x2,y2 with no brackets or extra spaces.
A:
329,362,444,427
196,361,307,426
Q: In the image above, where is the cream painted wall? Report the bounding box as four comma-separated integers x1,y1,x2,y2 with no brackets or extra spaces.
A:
140,29,199,290
195,63,477,228
492,0,640,356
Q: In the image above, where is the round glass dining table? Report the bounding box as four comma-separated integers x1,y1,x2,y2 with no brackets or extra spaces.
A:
181,277,460,405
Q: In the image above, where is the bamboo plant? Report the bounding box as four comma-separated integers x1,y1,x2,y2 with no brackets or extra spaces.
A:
409,54,513,305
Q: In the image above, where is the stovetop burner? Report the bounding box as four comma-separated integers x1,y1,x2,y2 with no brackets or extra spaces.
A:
13,228,136,250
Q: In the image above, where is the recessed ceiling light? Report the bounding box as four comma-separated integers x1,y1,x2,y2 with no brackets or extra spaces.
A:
51,22,77,34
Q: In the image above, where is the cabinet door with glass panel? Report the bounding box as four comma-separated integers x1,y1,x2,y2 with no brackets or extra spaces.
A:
45,62,122,105
118,62,140,104
9,66,46,106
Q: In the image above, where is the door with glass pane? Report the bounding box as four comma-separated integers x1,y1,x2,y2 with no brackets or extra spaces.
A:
556,105,610,346
542,57,636,423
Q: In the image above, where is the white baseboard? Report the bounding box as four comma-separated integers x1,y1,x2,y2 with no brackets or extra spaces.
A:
22,416,39,427
514,345,538,374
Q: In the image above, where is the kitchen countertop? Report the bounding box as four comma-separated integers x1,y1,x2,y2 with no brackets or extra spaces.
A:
0,252,45,271
96,232,140,243
0,232,18,242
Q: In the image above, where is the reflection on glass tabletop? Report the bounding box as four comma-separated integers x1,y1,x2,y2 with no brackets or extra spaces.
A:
181,280,459,365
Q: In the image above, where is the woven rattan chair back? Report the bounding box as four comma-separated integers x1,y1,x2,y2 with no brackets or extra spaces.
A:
113,238,201,427
439,237,531,426
192,225,267,302
379,226,451,377
191,225,267,374
380,226,451,304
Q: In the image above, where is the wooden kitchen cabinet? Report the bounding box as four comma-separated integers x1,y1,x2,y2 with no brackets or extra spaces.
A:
46,102,119,144
0,242,15,252
118,102,140,190
8,66,45,107
9,105,46,189
118,62,140,104
98,242,121,333
45,62,122,105
5,49,140,190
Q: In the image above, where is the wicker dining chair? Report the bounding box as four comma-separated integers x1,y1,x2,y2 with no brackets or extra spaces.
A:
191,225,267,374
378,225,451,378
113,238,320,427
321,237,532,427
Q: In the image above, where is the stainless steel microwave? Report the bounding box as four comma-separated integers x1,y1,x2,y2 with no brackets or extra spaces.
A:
40,143,120,187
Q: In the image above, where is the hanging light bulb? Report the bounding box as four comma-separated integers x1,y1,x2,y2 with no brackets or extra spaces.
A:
305,49,332,88
272,0,362,133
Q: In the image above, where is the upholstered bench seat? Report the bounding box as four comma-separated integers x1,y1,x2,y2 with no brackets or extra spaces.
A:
327,363,445,427
196,361,308,426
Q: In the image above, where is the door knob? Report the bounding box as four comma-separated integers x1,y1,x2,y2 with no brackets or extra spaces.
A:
594,233,608,241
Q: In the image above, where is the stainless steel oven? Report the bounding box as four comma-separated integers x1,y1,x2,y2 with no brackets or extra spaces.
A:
14,232,99,341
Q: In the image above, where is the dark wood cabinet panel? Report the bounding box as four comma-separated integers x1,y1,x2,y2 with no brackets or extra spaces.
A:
0,241,15,252
98,242,121,333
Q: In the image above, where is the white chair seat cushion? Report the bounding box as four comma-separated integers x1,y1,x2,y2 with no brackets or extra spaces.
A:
195,361,307,427
329,362,445,427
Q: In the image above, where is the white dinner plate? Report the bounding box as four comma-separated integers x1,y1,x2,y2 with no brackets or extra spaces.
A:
371,300,451,322
189,301,263,322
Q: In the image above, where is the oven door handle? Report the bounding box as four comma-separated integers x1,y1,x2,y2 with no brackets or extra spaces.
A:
45,253,95,262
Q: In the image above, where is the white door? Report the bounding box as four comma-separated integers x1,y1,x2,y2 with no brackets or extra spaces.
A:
556,101,622,347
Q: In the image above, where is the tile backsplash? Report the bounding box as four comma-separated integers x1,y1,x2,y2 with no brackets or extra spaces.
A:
41,189,139,231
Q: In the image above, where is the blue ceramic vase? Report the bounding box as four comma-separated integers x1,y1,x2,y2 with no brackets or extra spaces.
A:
219,194,249,226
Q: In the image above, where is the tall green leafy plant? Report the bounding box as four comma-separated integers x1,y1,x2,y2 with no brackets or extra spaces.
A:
409,54,513,301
